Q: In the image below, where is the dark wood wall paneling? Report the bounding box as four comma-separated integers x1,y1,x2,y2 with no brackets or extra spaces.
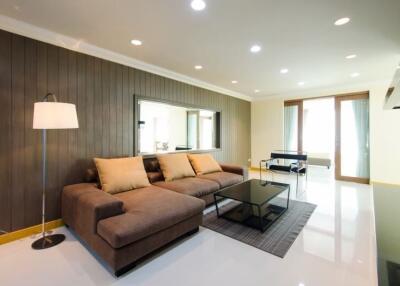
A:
0,29,251,233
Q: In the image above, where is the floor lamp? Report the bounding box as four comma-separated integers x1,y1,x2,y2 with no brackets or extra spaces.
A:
31,93,79,250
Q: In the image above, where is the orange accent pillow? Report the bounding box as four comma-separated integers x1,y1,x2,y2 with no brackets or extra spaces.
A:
157,153,196,181
187,154,222,175
94,156,150,194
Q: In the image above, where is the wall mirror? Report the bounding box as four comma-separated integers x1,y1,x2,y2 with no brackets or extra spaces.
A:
137,99,221,155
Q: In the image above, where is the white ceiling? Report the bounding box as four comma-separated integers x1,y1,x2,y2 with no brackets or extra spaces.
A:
0,0,399,100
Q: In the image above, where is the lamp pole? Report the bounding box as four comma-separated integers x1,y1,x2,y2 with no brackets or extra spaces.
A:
40,127,47,239
31,93,78,250
39,93,54,240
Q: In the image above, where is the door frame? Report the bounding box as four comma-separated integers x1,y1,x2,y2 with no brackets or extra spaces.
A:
334,92,370,184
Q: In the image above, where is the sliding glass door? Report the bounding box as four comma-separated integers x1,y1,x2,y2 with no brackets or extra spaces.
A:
335,93,370,183
284,93,370,184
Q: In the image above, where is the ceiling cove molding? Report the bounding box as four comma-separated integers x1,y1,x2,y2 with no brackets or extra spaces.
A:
0,14,252,102
253,78,393,101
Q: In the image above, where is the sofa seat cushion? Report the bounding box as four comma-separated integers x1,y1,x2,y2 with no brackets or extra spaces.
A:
97,186,205,248
197,172,243,188
153,177,219,198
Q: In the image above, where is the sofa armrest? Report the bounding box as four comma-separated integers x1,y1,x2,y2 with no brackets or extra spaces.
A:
62,183,124,234
219,163,248,180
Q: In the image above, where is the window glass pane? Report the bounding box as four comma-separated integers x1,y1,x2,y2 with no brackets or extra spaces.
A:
303,98,335,161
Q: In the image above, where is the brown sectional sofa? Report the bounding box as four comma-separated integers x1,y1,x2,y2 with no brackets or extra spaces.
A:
144,157,247,205
61,156,247,276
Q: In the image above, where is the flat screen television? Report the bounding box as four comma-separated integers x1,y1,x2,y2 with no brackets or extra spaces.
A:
384,64,400,109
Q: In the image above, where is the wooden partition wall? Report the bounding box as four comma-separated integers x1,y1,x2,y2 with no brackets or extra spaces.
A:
0,29,251,233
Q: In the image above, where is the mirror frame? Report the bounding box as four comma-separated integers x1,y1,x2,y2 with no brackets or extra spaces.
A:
134,95,222,157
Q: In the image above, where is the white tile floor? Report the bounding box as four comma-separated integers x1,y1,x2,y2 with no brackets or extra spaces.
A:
0,167,377,286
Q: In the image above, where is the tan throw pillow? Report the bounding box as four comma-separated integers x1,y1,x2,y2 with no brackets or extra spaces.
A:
187,154,222,175
157,153,196,182
94,156,150,194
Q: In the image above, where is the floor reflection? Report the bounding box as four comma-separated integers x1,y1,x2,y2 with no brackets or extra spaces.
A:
253,167,374,273
0,166,376,286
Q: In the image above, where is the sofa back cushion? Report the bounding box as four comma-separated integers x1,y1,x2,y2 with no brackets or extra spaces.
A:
187,153,222,175
85,167,99,183
94,156,150,194
157,153,195,181
147,171,164,183
143,157,161,172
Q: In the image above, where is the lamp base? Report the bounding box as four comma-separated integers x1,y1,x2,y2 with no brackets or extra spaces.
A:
31,234,65,250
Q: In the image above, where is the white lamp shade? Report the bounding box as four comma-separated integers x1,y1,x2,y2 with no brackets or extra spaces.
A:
33,102,79,129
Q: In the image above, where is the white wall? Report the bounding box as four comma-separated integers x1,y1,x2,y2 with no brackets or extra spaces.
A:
251,98,284,167
369,84,400,185
251,80,400,185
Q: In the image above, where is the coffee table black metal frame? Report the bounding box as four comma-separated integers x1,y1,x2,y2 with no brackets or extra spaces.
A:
213,179,290,233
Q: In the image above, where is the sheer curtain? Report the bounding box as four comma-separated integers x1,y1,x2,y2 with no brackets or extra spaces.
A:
284,105,298,151
352,99,370,178
340,98,370,178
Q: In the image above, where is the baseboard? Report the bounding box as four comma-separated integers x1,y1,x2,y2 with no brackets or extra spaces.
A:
0,219,64,245
370,181,400,188
250,166,268,172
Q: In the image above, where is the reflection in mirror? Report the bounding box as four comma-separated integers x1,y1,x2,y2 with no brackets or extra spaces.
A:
138,100,220,154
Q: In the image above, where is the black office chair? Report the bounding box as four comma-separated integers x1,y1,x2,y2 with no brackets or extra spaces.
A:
259,151,308,196
175,146,193,151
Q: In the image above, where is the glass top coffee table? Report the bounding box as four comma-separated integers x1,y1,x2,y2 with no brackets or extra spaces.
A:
213,179,291,232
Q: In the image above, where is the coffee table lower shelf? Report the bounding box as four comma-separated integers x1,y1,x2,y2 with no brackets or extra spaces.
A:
216,201,287,233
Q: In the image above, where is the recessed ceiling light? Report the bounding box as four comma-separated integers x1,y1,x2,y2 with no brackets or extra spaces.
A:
250,45,262,53
194,65,203,70
254,89,260,93
130,39,142,46
397,64,400,69
280,68,289,74
335,17,350,26
298,81,305,86
231,80,238,84
350,72,360,78
191,0,206,11
346,54,357,59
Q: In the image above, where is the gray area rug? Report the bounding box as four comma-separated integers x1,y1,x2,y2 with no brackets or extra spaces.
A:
202,199,316,258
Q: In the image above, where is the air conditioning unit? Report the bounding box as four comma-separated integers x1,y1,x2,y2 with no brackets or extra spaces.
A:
385,64,400,110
